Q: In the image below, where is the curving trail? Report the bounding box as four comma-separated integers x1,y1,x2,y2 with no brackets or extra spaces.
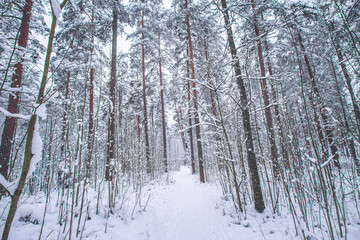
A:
110,166,263,240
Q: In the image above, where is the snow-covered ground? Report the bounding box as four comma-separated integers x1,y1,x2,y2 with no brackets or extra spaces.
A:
1,166,360,239
102,166,268,240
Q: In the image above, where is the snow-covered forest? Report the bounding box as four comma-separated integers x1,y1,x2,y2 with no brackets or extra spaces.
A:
0,0,360,239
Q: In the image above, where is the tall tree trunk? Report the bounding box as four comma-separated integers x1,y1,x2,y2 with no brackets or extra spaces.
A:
187,81,196,175
298,33,340,168
333,0,360,62
185,0,205,183
174,100,187,152
220,0,265,213
1,1,68,239
186,46,195,174
329,22,360,140
251,0,279,179
158,33,168,172
204,39,217,121
86,4,95,179
58,71,70,186
261,23,290,170
330,58,360,176
0,0,33,180
119,88,126,174
141,1,151,174
106,2,117,182
204,38,243,212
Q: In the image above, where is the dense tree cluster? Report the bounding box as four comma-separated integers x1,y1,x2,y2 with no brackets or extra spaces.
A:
0,0,359,239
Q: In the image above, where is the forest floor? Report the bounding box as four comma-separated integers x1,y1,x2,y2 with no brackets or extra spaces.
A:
102,166,267,240
2,166,360,239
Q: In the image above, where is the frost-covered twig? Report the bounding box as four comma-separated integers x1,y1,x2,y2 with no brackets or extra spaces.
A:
0,106,31,120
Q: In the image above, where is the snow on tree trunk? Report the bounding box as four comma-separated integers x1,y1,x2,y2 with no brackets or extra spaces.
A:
185,0,205,183
220,0,265,213
0,0,33,180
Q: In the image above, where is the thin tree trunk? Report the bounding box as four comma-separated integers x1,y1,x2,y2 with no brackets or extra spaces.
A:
141,0,151,174
106,2,117,182
220,0,265,213
204,37,233,198
330,58,360,175
298,33,340,168
58,71,70,186
251,0,279,178
1,1,68,239
174,100,187,152
333,0,360,61
187,81,196,174
86,3,95,179
0,0,33,180
185,0,205,183
119,88,126,174
186,48,196,174
158,33,168,172
204,39,217,121
329,22,360,140
262,24,290,170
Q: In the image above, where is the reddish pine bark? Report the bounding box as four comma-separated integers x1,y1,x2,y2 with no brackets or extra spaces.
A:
185,0,205,183
86,5,95,178
262,20,290,170
251,0,279,179
186,48,196,174
2,1,68,239
0,0,33,179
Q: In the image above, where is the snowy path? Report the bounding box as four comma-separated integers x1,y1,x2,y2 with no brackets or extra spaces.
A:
106,167,265,240
4,167,360,239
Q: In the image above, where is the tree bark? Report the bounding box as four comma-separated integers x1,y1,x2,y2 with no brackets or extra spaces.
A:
2,1,68,239
330,58,360,176
203,38,218,123
251,0,279,179
174,100,187,153
329,22,360,140
58,71,70,185
185,0,205,183
262,25,290,170
106,2,117,181
187,82,196,174
298,33,340,168
204,37,243,212
0,0,33,180
158,33,168,172
86,4,95,179
141,0,151,174
186,47,195,174
220,0,265,213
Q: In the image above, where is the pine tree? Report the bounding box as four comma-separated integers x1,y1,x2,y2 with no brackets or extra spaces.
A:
220,0,265,213
0,0,33,180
